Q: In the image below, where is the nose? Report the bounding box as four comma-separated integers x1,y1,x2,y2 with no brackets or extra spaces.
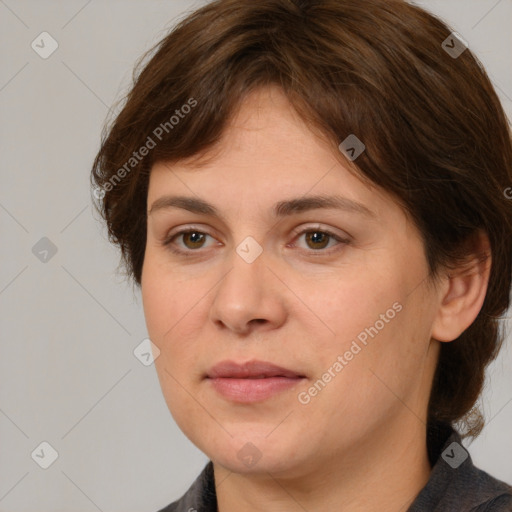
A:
208,246,287,335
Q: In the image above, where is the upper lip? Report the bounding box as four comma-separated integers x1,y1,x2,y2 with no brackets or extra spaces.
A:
206,360,305,379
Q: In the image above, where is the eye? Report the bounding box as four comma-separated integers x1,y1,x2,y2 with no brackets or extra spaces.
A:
162,225,349,256
291,227,349,254
163,229,217,255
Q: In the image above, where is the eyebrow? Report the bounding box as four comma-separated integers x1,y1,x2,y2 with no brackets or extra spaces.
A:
148,194,376,219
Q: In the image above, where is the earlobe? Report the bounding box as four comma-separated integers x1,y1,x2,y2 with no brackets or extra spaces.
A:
431,231,491,343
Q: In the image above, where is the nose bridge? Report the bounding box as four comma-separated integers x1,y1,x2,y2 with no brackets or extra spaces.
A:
216,240,266,310
209,239,285,333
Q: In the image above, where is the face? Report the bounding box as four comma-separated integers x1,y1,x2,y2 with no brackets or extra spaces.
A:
141,85,442,478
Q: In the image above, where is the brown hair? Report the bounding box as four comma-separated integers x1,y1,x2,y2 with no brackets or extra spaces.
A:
91,0,512,438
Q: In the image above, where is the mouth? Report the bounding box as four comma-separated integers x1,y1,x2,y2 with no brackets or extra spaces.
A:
205,360,306,403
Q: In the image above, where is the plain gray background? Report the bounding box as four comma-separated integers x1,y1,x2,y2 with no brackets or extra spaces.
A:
0,1,511,511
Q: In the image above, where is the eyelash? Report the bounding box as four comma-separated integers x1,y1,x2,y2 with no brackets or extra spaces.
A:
162,225,350,257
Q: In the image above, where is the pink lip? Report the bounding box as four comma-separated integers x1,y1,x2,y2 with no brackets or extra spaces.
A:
206,360,306,403
207,360,304,379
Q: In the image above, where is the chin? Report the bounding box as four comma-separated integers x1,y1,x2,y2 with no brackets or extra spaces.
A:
204,435,305,476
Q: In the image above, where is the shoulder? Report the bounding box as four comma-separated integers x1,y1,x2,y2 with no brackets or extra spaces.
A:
472,493,512,511
409,424,512,511
463,462,512,510
408,460,512,511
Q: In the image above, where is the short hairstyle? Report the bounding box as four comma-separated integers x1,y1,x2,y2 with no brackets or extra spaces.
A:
91,0,512,438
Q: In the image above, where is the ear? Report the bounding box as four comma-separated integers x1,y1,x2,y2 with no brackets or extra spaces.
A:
431,230,492,343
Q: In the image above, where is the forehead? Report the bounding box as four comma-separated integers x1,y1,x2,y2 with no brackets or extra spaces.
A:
162,86,334,173
147,86,399,224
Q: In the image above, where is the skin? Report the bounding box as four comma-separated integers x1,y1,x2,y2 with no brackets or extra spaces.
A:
141,85,491,511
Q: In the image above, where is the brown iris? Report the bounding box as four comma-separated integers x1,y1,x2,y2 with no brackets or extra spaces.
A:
304,231,330,250
182,231,206,249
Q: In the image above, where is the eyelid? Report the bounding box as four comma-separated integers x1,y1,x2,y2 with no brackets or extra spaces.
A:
289,223,349,240
164,224,213,240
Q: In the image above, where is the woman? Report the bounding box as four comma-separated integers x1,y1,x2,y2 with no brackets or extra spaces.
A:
91,0,512,510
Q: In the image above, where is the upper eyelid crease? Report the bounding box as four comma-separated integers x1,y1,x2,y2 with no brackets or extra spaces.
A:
148,194,376,220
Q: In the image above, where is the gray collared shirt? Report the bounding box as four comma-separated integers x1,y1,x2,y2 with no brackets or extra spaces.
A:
157,424,512,511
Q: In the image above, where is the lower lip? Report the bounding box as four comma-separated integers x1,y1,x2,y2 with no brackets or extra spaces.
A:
207,376,305,402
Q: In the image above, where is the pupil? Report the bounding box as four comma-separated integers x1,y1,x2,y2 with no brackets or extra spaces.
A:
308,231,328,249
186,232,204,247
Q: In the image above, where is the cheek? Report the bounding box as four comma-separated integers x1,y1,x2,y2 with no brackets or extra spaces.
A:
141,280,170,343
141,263,208,388
141,259,199,343
303,271,399,352
142,270,203,414
303,270,426,404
